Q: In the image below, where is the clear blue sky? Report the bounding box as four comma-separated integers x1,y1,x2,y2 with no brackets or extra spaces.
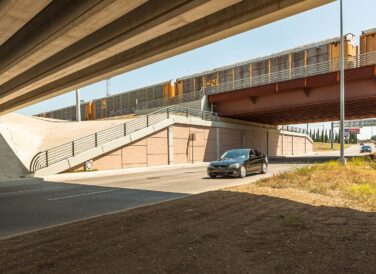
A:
18,0,376,138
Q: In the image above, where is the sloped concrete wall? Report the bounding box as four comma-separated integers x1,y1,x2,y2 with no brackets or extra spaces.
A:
70,123,312,172
0,134,28,180
70,129,170,171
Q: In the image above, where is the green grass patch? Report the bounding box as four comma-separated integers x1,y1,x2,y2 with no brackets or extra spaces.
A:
313,142,350,151
257,157,376,210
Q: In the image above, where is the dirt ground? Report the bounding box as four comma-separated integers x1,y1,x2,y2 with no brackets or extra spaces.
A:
0,184,375,274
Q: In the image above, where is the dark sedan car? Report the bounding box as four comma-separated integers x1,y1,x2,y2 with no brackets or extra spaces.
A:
207,148,268,178
360,145,372,153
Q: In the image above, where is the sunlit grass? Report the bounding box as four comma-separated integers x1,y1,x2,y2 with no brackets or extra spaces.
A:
313,142,350,151
257,157,376,210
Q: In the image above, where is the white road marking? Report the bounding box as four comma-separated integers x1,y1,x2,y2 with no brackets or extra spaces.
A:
48,189,118,201
0,187,63,196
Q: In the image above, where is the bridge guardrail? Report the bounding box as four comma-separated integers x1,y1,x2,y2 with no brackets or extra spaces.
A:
281,125,308,135
136,90,204,111
30,106,218,172
204,51,376,95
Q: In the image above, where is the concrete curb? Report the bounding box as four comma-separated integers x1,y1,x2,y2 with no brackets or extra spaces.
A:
43,162,210,181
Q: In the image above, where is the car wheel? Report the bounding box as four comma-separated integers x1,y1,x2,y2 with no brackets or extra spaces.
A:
261,162,268,174
239,165,246,178
209,173,216,178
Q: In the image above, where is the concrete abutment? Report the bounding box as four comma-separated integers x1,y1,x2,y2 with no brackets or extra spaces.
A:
68,121,312,173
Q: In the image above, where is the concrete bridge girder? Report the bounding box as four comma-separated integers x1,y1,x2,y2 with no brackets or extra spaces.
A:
0,0,334,114
0,0,52,46
0,0,242,104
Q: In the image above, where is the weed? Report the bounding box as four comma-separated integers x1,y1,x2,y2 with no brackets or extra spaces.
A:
256,157,376,210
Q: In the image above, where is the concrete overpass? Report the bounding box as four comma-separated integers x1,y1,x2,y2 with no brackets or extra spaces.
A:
207,55,376,125
0,0,333,115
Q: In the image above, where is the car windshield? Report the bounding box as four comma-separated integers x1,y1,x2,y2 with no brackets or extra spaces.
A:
220,149,249,159
362,146,371,149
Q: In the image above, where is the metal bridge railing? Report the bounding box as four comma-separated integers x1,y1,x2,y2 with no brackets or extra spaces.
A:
280,125,308,135
136,90,204,111
204,51,376,95
30,105,218,172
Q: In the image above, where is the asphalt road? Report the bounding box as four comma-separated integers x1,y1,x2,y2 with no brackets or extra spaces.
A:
1,144,371,239
0,162,301,239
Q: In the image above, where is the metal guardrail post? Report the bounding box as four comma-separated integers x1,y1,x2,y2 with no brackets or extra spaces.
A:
186,108,188,118
45,151,49,167
124,123,127,136
72,141,75,156
95,133,98,147
146,114,149,127
167,108,169,119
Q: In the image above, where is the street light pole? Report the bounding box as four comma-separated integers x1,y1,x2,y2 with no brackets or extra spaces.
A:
331,122,334,149
75,89,81,122
339,0,346,164
106,78,111,97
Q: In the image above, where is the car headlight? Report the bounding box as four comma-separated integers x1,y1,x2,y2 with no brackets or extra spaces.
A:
208,164,214,168
229,163,240,169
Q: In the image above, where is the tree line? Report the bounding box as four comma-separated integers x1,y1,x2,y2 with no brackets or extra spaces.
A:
308,128,357,144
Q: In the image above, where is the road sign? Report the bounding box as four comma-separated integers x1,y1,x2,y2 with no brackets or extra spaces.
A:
344,128,349,137
349,128,360,134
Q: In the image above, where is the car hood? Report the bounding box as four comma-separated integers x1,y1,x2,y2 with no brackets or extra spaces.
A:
210,158,244,165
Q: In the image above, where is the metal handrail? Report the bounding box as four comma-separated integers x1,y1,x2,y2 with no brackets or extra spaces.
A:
204,51,376,95
281,125,308,135
136,90,204,111
30,106,218,172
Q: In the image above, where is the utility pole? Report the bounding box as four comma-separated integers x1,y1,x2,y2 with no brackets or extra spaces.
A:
75,89,81,122
106,78,111,97
331,122,334,149
339,0,346,164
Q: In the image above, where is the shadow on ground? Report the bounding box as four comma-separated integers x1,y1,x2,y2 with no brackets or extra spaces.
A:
0,178,186,238
0,189,374,273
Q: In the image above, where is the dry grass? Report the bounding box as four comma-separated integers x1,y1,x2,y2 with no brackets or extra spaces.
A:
256,157,376,210
313,142,350,151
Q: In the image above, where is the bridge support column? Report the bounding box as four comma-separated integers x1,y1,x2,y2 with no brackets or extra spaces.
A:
291,135,294,155
216,127,221,159
168,126,174,165
75,89,81,122
241,130,246,147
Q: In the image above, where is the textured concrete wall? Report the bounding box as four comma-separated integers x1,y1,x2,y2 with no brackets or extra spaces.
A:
93,129,168,170
173,125,217,164
71,124,312,172
0,134,28,180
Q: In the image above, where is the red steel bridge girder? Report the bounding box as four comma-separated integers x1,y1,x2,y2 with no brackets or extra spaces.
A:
209,65,376,125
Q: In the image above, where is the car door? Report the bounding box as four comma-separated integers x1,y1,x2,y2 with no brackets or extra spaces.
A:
254,150,264,171
247,150,258,172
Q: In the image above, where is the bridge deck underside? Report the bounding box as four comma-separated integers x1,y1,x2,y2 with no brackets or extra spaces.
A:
209,66,376,125
0,0,333,114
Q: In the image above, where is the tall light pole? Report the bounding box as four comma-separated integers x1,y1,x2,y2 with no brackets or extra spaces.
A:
339,0,346,164
75,89,81,122
331,122,334,149
106,78,111,97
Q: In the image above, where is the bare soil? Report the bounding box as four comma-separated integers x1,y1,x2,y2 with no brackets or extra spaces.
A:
0,184,375,274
